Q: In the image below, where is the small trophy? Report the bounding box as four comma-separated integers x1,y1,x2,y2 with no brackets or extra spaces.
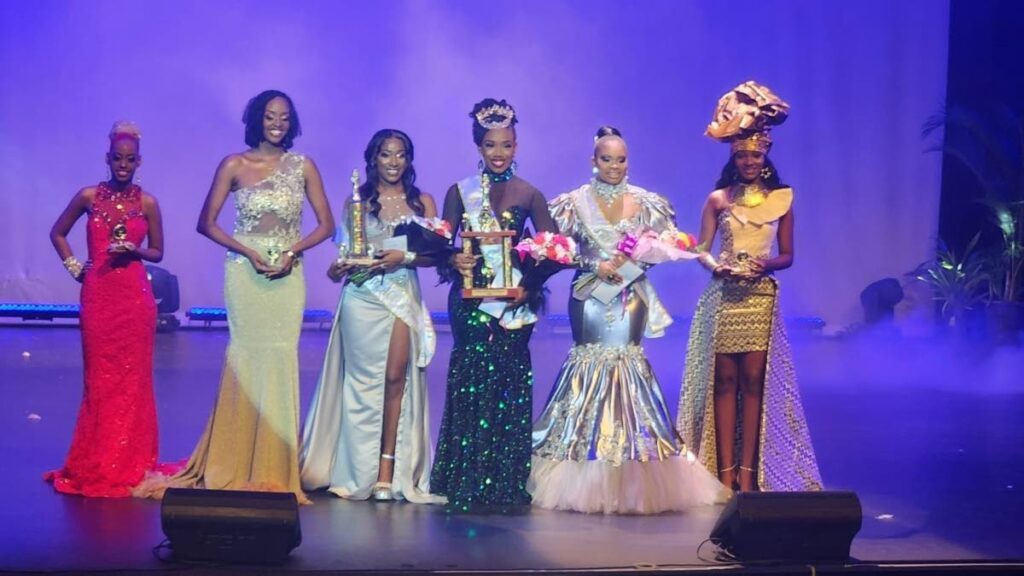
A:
108,222,130,252
342,168,377,267
460,174,523,300
111,223,128,243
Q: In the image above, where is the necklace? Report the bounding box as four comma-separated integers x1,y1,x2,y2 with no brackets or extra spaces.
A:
92,182,142,225
591,178,628,204
733,183,768,208
484,164,516,183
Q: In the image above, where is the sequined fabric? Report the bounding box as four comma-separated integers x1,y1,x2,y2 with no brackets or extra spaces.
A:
46,183,159,497
431,175,556,513
529,185,725,514
429,290,536,511
168,154,309,502
676,187,822,491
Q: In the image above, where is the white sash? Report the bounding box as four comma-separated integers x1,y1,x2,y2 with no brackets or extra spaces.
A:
457,175,536,330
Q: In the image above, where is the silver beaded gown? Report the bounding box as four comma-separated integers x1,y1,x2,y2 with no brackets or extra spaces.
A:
529,182,725,514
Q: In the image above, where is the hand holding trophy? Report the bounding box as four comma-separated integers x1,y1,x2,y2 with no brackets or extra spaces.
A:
339,168,378,285
107,222,135,254
460,173,523,300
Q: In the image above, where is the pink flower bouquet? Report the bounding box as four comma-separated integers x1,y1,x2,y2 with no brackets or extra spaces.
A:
514,231,578,264
616,229,702,264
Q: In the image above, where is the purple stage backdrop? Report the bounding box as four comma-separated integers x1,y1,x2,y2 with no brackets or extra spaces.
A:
0,0,949,331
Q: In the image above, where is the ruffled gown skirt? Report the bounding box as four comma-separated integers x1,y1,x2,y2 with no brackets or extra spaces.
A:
530,289,725,514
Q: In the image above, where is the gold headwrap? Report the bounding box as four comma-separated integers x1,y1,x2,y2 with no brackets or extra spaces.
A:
705,81,789,154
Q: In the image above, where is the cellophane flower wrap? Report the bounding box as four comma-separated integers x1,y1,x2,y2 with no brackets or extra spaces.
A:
393,215,455,256
513,231,578,264
616,228,701,264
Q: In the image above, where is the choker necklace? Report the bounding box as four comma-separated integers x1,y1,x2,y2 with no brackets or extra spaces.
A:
484,164,516,183
591,178,628,204
733,183,768,208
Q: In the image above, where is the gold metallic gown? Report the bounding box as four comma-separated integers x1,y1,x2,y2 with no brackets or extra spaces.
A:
170,152,309,500
676,187,823,491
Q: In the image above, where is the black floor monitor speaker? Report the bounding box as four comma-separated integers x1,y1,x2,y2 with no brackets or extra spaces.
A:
710,491,862,563
161,488,301,564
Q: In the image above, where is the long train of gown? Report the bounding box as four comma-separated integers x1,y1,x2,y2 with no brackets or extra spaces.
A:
300,232,441,502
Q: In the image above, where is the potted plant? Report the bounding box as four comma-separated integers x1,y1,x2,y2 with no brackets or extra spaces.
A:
923,107,1024,341
915,234,988,332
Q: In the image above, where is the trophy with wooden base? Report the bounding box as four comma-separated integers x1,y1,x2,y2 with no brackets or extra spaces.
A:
340,168,377,267
460,174,524,300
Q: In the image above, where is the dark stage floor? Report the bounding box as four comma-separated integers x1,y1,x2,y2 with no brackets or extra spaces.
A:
1,321,1022,574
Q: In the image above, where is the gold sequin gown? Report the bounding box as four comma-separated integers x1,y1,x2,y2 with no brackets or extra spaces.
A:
171,152,309,500
676,187,823,491
529,183,725,514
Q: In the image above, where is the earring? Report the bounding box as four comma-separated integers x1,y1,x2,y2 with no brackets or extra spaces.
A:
510,160,519,174
760,166,772,180
591,166,599,176
477,159,484,171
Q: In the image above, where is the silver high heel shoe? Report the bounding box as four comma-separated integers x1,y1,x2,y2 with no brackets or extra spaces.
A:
372,453,396,501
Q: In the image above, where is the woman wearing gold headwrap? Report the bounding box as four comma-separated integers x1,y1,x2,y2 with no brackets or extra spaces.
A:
676,82,822,493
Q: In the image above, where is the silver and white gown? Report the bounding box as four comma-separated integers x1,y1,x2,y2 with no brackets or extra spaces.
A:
299,204,443,503
529,182,726,514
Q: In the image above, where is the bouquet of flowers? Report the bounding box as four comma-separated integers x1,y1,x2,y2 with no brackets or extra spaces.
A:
513,231,578,265
393,215,455,257
514,232,578,296
617,228,702,264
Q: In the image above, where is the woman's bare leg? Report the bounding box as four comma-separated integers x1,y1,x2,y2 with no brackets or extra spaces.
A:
714,353,740,489
377,319,411,485
737,350,767,491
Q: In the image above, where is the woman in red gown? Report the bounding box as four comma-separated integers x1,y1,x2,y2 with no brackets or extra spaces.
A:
46,121,166,497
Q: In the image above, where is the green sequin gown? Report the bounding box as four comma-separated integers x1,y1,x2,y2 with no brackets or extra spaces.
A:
169,152,309,501
429,173,556,512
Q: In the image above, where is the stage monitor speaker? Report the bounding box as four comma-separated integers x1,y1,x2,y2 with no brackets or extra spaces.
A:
161,488,301,564
710,491,862,563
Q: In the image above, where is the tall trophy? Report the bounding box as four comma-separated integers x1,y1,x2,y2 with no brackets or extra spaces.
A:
460,174,523,300
341,168,377,267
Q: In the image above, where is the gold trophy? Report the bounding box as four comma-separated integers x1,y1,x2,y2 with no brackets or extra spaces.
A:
110,223,129,248
460,174,523,300
342,168,377,267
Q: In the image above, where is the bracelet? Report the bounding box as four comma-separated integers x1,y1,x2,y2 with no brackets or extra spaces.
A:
402,251,417,265
285,250,298,259
63,256,84,279
699,253,719,272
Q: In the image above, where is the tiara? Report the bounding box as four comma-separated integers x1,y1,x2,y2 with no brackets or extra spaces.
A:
474,104,515,130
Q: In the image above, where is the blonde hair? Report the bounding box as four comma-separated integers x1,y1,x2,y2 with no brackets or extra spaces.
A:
108,120,142,142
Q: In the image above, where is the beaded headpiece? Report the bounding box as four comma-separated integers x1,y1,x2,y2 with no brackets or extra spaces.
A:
474,104,516,130
705,81,788,154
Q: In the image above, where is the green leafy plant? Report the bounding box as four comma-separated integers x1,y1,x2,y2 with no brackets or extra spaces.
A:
915,234,989,326
923,107,1024,303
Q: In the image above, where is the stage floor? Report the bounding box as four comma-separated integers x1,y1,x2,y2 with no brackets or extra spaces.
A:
1,322,1022,573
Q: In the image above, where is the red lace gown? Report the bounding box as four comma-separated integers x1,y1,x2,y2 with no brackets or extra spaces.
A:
45,183,160,497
